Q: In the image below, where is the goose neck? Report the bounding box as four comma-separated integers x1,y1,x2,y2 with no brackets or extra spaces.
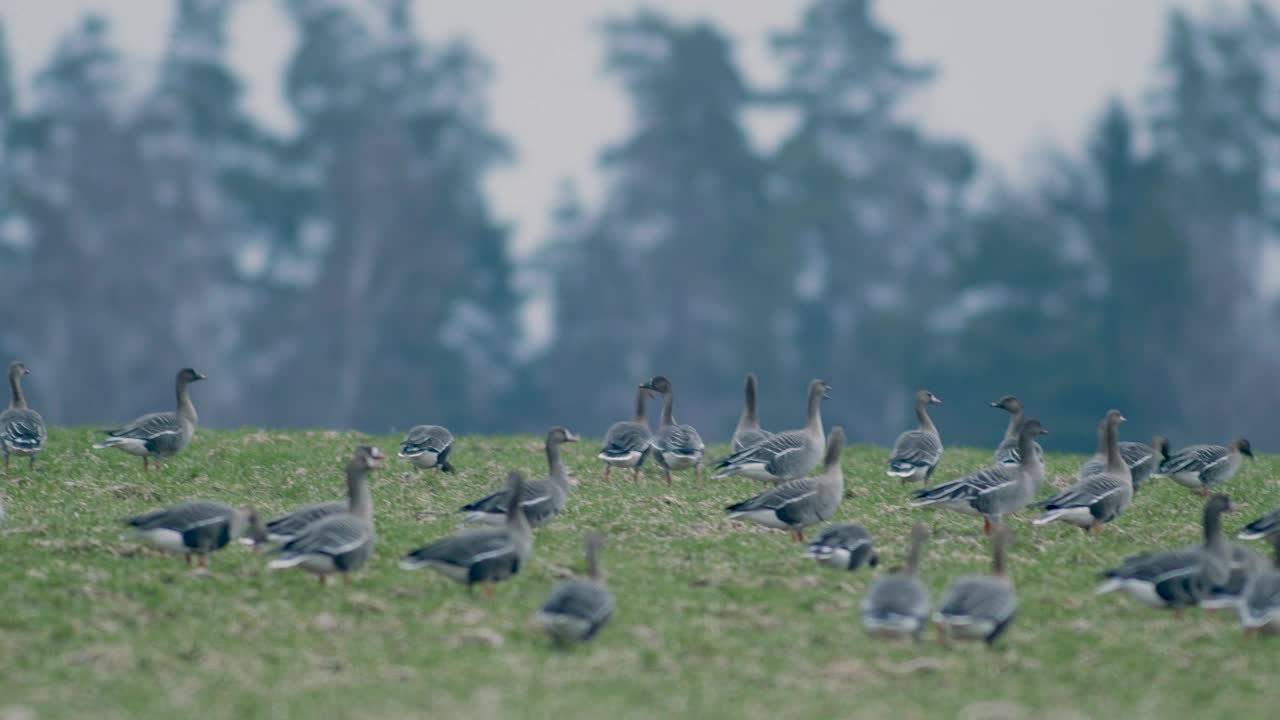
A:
632,388,649,424
906,535,926,575
176,382,197,424
8,372,25,410
659,391,675,426
915,399,935,434
1103,419,1124,473
547,440,569,488
346,469,373,525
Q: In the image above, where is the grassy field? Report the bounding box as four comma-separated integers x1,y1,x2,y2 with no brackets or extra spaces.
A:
1,428,1277,720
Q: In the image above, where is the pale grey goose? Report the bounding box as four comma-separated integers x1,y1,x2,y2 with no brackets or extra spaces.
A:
886,390,943,483
805,522,878,571
726,427,845,542
93,368,205,469
598,387,653,481
537,530,615,645
124,500,266,569
461,427,577,526
991,395,1044,467
1032,410,1133,534
1238,531,1280,635
1077,436,1162,494
712,379,829,484
861,523,931,641
252,447,387,546
1158,438,1253,496
399,425,455,472
731,373,773,452
640,376,705,484
934,525,1018,646
1,361,46,469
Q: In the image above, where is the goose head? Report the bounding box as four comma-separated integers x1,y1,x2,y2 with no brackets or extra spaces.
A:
640,376,672,395
8,361,29,380
990,395,1022,414
1019,419,1048,439
809,379,832,400
352,445,387,471
176,368,207,385
1231,438,1254,459
915,390,942,406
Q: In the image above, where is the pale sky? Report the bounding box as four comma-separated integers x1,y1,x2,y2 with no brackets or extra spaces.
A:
0,0,1225,257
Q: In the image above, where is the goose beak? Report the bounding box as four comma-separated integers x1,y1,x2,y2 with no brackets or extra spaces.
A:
989,401,1000,408
195,372,207,381
931,396,942,405
1241,447,1254,458
564,431,579,443
21,367,30,376
368,447,387,469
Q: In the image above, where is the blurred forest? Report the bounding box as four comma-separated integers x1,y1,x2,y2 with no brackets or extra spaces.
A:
0,0,1277,452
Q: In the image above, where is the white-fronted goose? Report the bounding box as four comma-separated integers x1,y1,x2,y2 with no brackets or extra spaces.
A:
1033,410,1133,534
731,373,773,452
124,500,266,569
1096,494,1236,616
1,361,47,469
598,387,653,481
1077,436,1163,494
887,390,943,483
934,525,1018,646
267,446,383,587
399,425,455,472
713,379,830,484
537,530,615,645
726,427,845,542
401,471,532,597
640,377,705,484
911,419,1048,535
93,368,205,470
991,395,1044,467
252,447,387,546
1239,507,1280,541
1238,532,1280,635
806,522,878,571
461,427,577,526
1158,438,1253,496
1201,544,1268,611
861,523,931,640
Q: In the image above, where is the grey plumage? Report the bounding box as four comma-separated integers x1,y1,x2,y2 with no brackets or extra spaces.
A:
538,530,615,645
886,390,943,483
1,361,46,468
93,368,205,468
598,387,652,479
726,427,845,542
124,500,265,567
1201,544,1269,610
1238,507,1280,541
461,427,577,527
640,377,705,484
731,373,774,453
399,425,455,472
806,522,878,571
256,449,387,546
991,395,1044,467
1158,439,1253,495
861,523,931,641
1033,410,1132,533
1077,439,1160,494
1237,533,1280,634
712,379,830,484
934,525,1018,646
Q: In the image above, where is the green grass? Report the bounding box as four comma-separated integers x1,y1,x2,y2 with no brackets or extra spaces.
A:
1,429,1278,719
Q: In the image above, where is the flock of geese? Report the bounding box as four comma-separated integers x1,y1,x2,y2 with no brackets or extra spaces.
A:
2,362,1279,647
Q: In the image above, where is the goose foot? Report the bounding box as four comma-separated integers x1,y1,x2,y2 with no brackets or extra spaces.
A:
1200,487,1209,497
343,574,352,590
632,468,641,482
197,554,208,569
1092,524,1103,536
319,575,328,586
143,457,150,471
483,584,494,600
603,465,611,482
789,529,804,543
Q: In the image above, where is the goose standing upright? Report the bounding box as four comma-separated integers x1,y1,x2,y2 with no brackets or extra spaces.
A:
93,368,205,470
267,446,384,587
726,427,845,542
1033,410,1133,534
1096,494,1236,616
252,447,387,546
1238,531,1280,635
640,377,705,485
861,523,931,640
399,425,455,472
1,361,47,469
124,500,267,569
991,395,1044,467
911,420,1048,535
1077,436,1163,494
461,427,577,526
886,390,943,483
537,530,616,645
731,373,773,452
401,471,533,597
934,525,1018,646
598,388,653,481
712,379,830,484
1158,438,1253,496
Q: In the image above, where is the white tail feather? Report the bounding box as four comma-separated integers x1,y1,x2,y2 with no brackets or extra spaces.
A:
268,556,305,570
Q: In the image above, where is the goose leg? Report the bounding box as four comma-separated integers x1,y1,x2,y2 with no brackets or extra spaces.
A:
3,451,8,469
983,518,992,536
695,465,702,481
483,584,494,600
185,554,193,568
29,455,36,469
935,623,950,648
143,457,150,471
343,574,351,590
664,470,673,486
319,575,328,586
1200,487,1209,498
1174,608,1184,621
198,554,208,569
604,465,611,482
632,467,641,482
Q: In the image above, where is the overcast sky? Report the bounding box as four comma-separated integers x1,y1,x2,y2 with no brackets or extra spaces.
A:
0,0,1227,257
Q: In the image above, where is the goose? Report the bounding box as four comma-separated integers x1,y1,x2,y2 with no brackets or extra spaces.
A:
1077,436,1163,494
886,390,943,483
934,524,1018,646
805,522,878,571
1096,494,1236,616
911,420,1048,535
640,377,705,484
1238,507,1280,541
731,373,773,452
537,530,615,645
1238,531,1280,635
460,427,577,526
1,361,47,469
861,523,931,641
93,368,205,470
991,395,1044,467
1032,410,1133,534
251,447,387,546
399,425,455,472
1201,544,1268,611
267,445,384,587
712,379,830,484
726,427,845,542
123,500,266,569
598,387,653,481
401,471,532,597
1158,438,1253,496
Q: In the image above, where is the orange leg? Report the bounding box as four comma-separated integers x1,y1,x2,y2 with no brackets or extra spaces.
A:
1200,487,1209,497
790,528,805,543
198,554,208,569
144,457,150,471
1093,523,1104,536
695,465,702,481
983,518,993,536
483,584,494,600
1174,608,1184,620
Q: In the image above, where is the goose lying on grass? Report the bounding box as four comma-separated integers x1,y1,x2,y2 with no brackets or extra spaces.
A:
805,522,878,571
537,530,615,646
399,425,455,472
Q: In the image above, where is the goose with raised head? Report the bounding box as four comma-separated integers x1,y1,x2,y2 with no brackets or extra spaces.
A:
861,523,931,641
1238,531,1280,635
93,368,205,470
712,379,830,484
251,447,386,546
267,446,384,587
1096,494,1236,616
461,427,577,526
934,525,1018,646
1077,436,1163,494
726,427,845,543
911,420,1048,535
399,425,455,472
886,390,943,483
1158,438,1253,496
640,377,705,485
806,522,878,571
401,471,533,597
537,530,615,645
598,387,653,481
124,500,266,569
991,395,1044,467
1,361,46,469
731,373,773,453
1033,410,1133,534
